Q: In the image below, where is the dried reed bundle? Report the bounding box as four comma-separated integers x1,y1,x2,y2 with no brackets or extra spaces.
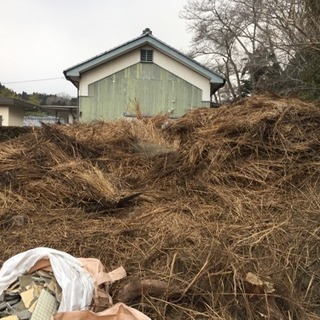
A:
0,95,319,319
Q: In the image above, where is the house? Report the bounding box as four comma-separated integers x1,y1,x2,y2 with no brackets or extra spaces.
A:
39,105,78,124
0,98,37,127
64,28,225,122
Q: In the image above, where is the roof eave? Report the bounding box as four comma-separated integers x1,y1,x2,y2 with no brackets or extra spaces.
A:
146,37,225,85
64,71,79,89
0,97,38,110
63,35,149,78
210,79,226,95
64,33,226,87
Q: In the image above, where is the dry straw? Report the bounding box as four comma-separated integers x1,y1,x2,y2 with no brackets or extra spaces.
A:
0,95,319,319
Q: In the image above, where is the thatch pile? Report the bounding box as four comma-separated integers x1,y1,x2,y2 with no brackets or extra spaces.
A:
0,95,319,319
0,126,34,142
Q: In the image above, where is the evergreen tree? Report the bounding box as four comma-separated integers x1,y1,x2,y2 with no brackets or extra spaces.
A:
0,83,17,98
27,93,41,106
20,91,29,101
0,83,77,106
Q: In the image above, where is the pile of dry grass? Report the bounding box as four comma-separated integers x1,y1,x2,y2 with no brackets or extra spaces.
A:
0,95,319,319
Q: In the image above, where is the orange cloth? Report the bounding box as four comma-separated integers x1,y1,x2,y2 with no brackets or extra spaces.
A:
53,303,150,320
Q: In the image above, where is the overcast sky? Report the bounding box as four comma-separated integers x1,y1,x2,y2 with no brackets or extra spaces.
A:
0,0,192,97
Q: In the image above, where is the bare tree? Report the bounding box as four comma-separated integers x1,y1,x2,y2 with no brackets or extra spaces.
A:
181,0,320,101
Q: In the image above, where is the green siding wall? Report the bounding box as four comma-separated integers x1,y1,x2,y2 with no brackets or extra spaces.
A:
79,63,205,122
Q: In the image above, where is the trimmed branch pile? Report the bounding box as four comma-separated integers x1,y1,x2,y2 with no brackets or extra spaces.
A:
0,95,319,319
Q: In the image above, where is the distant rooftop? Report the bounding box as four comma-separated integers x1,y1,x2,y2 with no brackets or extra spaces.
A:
0,97,38,110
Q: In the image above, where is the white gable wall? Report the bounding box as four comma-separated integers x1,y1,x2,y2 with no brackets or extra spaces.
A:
0,106,9,126
0,105,24,127
79,50,139,96
154,51,211,101
79,48,211,101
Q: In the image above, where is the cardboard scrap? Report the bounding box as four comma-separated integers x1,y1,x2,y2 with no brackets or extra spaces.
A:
21,288,37,311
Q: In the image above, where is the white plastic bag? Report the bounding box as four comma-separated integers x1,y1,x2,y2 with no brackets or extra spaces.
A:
0,247,95,312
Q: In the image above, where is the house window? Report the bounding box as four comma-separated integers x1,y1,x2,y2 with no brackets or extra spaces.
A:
140,49,153,62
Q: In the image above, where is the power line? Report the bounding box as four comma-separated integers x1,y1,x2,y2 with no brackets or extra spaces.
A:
3,77,65,84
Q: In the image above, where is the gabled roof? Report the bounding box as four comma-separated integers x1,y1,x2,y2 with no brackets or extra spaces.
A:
0,97,38,111
64,28,225,93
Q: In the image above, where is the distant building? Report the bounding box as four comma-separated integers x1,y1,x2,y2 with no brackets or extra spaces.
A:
39,105,77,124
64,28,225,122
0,98,36,127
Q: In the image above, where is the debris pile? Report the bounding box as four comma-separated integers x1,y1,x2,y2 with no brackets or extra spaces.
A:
0,95,319,319
0,270,61,319
0,127,34,143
